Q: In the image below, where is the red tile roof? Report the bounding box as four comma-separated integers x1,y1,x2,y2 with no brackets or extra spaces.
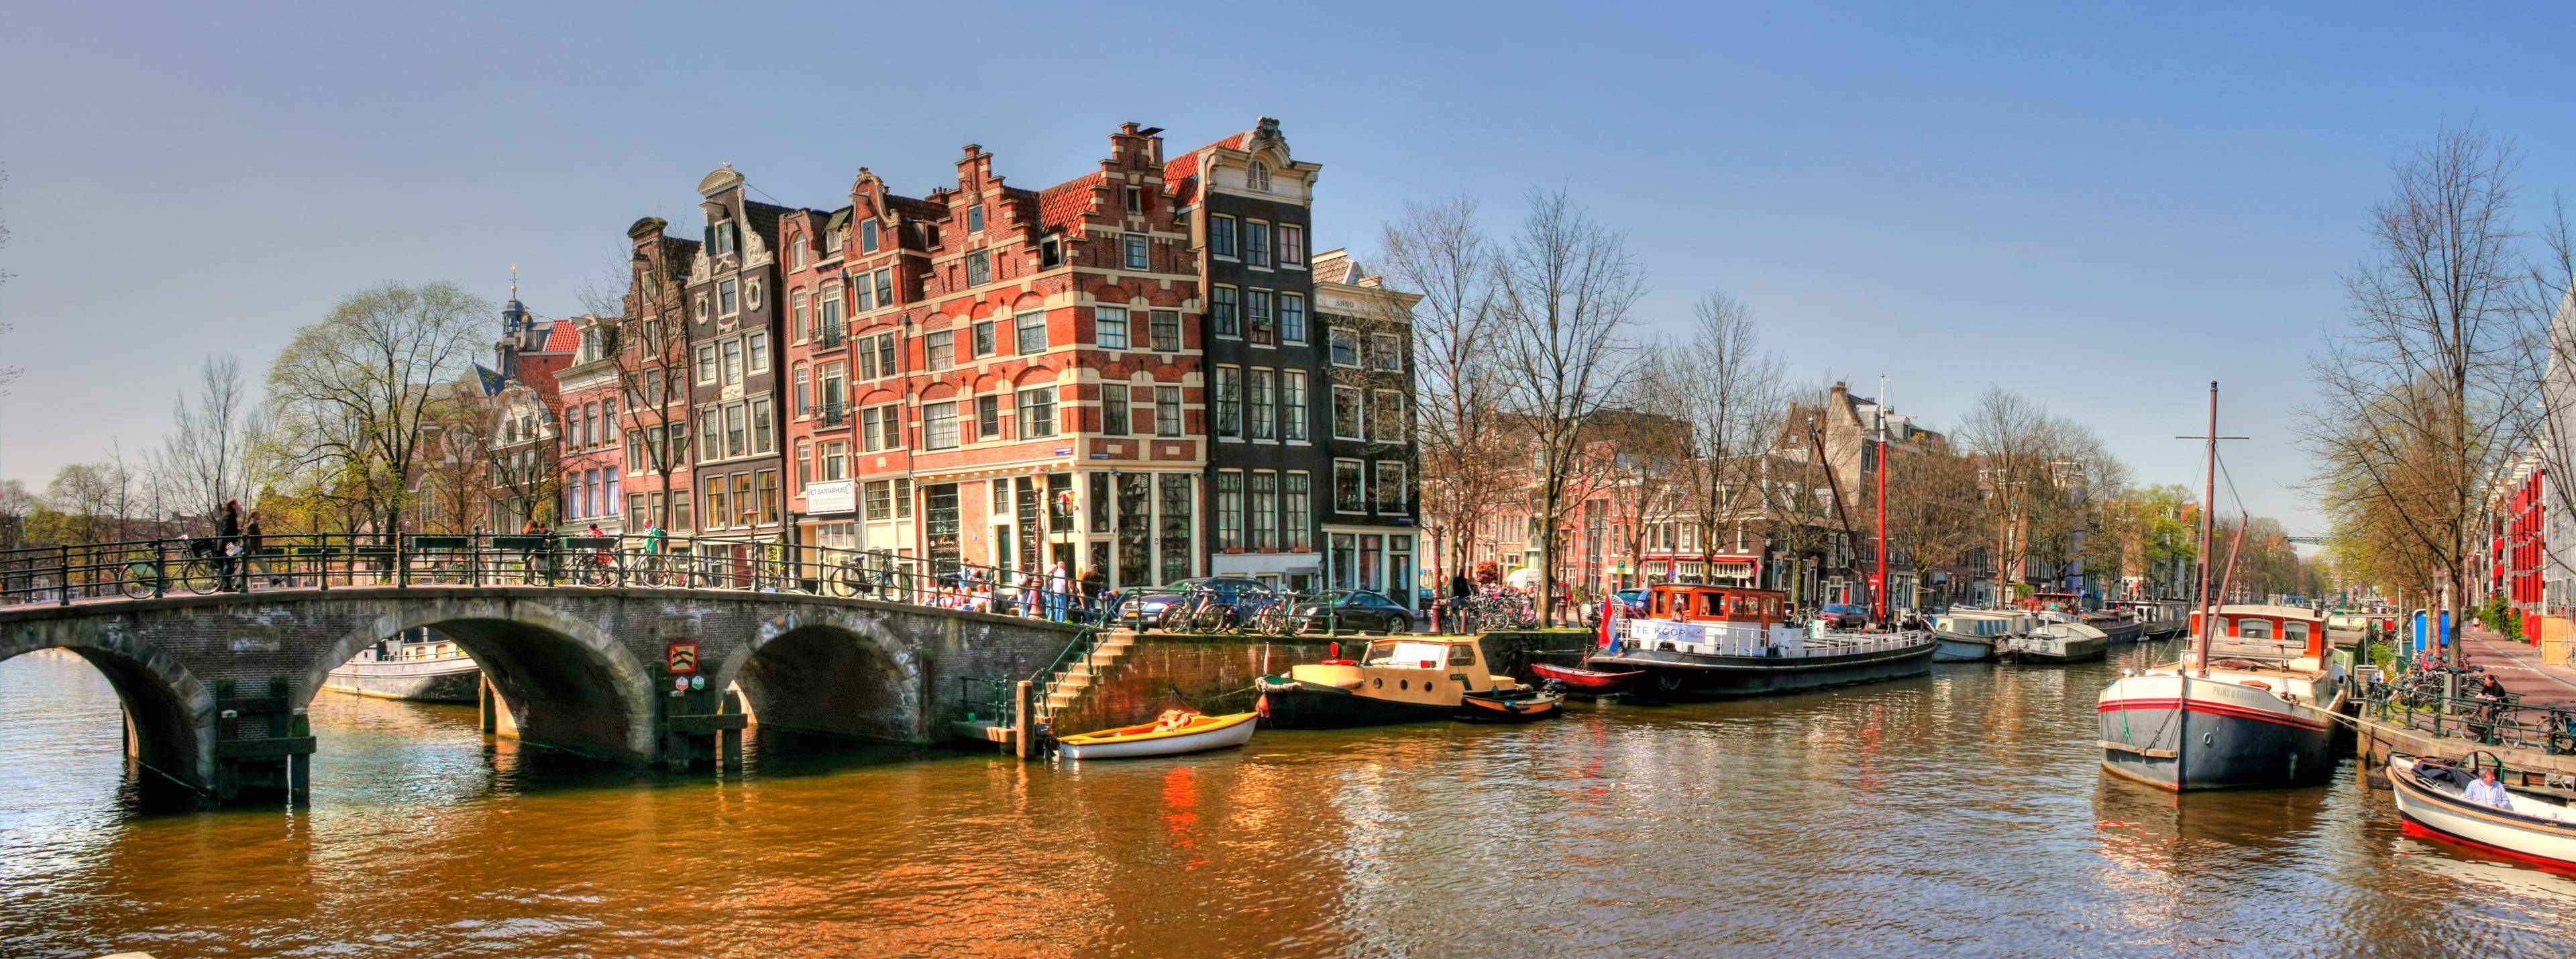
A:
1161,132,1246,187
1037,172,1103,230
540,319,582,353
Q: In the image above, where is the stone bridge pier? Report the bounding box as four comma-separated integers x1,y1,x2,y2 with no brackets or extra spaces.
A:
0,587,1079,804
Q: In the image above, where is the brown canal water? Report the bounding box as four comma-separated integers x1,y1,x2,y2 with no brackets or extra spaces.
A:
6,642,2575,958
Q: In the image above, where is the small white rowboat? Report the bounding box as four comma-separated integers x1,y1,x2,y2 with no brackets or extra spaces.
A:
1055,710,1258,760
2387,754,2576,870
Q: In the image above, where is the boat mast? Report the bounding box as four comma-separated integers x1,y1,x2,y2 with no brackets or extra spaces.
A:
1876,375,1890,624
2194,382,2218,677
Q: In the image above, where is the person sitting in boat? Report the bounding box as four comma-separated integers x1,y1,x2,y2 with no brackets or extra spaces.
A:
2464,767,2514,810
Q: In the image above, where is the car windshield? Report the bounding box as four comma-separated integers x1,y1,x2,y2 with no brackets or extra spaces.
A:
1825,605,1861,614
1160,578,1209,592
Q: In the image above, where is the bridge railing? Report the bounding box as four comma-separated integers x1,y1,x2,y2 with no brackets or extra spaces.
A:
0,531,1104,625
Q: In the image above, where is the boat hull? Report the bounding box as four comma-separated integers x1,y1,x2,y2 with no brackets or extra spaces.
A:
1593,640,1936,701
1529,662,1642,696
323,656,481,703
2097,674,2335,790
2092,620,2145,644
1931,631,1998,662
1057,713,1258,760
1256,680,1456,729
2003,636,2108,664
2387,756,2576,870
1456,690,1564,723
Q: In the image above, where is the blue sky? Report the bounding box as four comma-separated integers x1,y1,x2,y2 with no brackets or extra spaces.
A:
5,1,2573,532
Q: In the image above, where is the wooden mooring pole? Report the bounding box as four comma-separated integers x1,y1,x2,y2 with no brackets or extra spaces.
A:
1013,680,1033,760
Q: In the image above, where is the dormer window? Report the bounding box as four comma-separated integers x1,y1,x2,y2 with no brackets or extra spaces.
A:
859,219,877,253
829,227,847,254
1246,162,1271,192
968,204,985,232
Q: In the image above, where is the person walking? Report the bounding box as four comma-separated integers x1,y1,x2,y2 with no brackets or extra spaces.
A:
242,510,267,589
216,499,244,591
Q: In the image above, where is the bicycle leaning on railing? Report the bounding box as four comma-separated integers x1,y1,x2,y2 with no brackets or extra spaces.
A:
2361,679,2576,756
119,538,224,599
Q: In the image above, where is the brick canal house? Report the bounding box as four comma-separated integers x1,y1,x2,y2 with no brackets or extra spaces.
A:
484,292,578,530
553,315,625,533
772,123,1210,589
683,166,792,572
614,218,700,537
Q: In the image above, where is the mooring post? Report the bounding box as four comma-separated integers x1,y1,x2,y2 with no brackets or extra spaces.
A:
1014,680,1033,760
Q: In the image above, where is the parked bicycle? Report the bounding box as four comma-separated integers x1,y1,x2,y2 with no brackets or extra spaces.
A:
120,538,223,599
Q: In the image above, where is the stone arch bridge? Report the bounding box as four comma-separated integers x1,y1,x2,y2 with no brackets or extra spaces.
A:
0,587,1080,803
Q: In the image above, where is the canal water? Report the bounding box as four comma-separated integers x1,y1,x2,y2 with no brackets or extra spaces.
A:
6,641,2574,958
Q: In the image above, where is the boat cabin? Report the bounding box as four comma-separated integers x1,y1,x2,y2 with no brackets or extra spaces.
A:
1644,584,1784,627
1287,637,1513,704
2018,592,2084,614
2190,603,2327,661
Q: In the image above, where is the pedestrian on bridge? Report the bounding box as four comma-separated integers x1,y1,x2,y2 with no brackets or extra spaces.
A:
217,500,244,592
1045,559,1071,623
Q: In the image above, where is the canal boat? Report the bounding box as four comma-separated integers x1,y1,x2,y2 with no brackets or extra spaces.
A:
1528,661,1644,697
1055,709,1258,760
1254,636,1559,728
322,628,480,703
2000,620,2110,664
2386,754,2576,870
2096,604,2349,791
1928,609,2036,662
1589,583,1937,701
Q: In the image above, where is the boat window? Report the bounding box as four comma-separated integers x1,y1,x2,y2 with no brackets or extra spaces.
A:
1364,640,1453,668
1448,644,1476,666
2282,621,2310,646
1700,593,1724,617
2237,617,2272,639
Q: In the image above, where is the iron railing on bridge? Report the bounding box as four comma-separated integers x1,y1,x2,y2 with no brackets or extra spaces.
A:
0,531,1114,627
2358,678,2576,756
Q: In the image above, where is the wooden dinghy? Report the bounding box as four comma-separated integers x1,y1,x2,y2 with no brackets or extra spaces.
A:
1529,661,1643,697
2387,754,2576,871
1056,709,1258,760
1456,687,1565,722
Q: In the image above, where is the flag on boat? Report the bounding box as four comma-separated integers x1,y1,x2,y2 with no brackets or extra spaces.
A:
1597,592,1619,651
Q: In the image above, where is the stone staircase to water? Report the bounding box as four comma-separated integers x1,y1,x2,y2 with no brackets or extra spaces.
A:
1037,631,1136,727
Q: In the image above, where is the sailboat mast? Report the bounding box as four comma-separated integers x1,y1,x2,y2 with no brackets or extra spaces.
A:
1876,375,1890,623
2194,381,2218,677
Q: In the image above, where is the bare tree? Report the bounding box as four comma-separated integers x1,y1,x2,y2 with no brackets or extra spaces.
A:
1672,291,1788,580
603,234,697,531
1377,197,1510,588
1602,360,1696,588
1956,387,2052,599
1491,189,1644,623
264,282,491,535
150,354,265,520
2302,124,2538,664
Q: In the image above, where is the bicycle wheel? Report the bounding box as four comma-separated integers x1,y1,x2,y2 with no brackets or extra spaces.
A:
829,566,861,598
120,562,157,599
181,558,221,594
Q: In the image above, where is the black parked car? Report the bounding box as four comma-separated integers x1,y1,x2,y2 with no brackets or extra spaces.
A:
1287,589,1415,635
1120,576,1276,631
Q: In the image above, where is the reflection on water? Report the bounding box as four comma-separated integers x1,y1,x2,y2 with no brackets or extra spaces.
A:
5,641,2575,957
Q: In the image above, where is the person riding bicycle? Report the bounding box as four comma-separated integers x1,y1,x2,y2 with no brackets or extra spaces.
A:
643,521,667,556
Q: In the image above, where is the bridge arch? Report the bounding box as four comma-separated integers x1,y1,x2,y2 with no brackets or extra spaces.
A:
303,598,657,763
708,608,925,744
1,623,216,792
